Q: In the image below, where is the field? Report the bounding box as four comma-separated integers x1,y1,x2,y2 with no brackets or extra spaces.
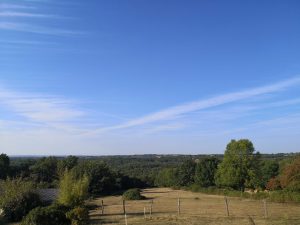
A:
88,188,300,225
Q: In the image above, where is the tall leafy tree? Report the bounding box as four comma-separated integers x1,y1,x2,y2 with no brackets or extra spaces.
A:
0,153,10,179
194,157,220,187
177,159,196,186
72,161,117,194
155,168,178,187
215,139,261,190
30,157,58,184
57,155,79,175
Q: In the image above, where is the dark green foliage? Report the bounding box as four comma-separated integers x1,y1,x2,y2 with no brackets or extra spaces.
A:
94,155,199,187
177,159,196,186
21,206,70,225
194,157,220,187
215,139,261,190
269,190,300,203
122,188,145,200
116,174,146,190
57,156,78,176
0,153,10,180
9,159,36,179
72,161,117,195
261,160,279,188
155,168,178,187
30,157,58,185
66,207,89,225
0,179,41,222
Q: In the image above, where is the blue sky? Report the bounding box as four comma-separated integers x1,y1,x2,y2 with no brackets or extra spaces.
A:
1,0,300,155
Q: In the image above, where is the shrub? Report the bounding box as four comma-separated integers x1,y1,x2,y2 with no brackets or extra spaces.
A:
266,177,281,191
122,188,145,200
66,207,89,225
21,206,70,225
280,156,300,191
58,170,89,208
0,178,42,222
269,190,300,203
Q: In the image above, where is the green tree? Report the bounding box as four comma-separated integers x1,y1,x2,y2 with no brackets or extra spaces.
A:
58,170,89,208
57,156,79,176
194,157,220,187
261,160,279,188
0,178,41,222
155,168,178,187
215,139,261,190
30,157,58,184
177,159,196,186
0,153,10,179
72,161,116,194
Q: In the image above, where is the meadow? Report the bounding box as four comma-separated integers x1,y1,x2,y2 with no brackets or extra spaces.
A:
88,188,300,225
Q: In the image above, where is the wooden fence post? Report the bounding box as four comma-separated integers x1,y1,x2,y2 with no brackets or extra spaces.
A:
123,200,126,215
144,206,146,219
149,200,153,217
177,198,181,215
263,199,268,218
124,213,128,225
101,200,104,215
224,197,229,216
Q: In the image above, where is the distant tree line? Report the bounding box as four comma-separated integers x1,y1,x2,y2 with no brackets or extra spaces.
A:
155,139,300,193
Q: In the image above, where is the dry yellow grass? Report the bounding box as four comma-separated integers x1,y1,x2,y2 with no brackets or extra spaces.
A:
88,188,300,225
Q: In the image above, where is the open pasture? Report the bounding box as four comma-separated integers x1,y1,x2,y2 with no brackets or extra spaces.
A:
88,188,300,225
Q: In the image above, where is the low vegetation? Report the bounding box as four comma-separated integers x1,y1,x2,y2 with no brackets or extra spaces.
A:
122,188,145,200
0,178,41,222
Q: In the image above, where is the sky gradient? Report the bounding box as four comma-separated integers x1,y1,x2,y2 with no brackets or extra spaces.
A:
1,0,300,155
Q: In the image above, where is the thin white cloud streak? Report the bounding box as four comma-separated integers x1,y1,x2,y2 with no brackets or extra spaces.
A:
0,11,63,18
0,87,84,124
0,3,35,9
0,22,84,36
0,40,55,45
91,76,300,133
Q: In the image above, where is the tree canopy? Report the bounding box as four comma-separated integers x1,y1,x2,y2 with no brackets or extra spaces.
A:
194,157,220,187
215,139,261,190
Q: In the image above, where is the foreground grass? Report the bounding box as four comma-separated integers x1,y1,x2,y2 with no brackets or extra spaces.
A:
88,188,300,225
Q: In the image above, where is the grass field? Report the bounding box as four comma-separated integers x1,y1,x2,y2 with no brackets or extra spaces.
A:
88,188,300,225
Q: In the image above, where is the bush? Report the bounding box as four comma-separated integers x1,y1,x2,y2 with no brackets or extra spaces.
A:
280,156,300,191
21,206,70,225
122,188,145,200
66,207,89,225
0,178,42,222
266,177,281,191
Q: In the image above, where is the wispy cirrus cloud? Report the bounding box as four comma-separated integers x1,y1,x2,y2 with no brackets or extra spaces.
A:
0,11,63,18
0,22,84,36
92,76,300,133
0,3,36,9
0,86,84,125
